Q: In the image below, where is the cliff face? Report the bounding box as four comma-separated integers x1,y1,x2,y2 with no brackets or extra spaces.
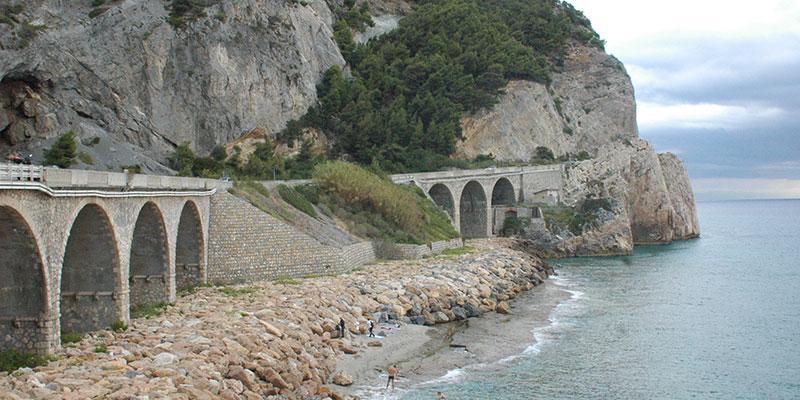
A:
0,0,345,171
458,44,638,161
456,41,698,250
553,139,700,255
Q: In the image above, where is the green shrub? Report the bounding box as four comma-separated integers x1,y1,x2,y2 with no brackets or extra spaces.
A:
130,302,169,319
576,150,591,161
43,131,77,168
168,0,220,28
60,331,83,344
110,320,128,332
93,345,108,353
295,183,321,204
277,184,317,218
0,350,53,373
501,215,528,237
78,152,94,165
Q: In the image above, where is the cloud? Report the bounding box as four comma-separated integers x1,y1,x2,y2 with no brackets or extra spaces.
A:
637,101,786,130
693,178,800,200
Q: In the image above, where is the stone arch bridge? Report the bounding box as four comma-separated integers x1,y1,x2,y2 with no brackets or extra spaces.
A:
391,165,563,237
1,163,562,354
1,165,214,353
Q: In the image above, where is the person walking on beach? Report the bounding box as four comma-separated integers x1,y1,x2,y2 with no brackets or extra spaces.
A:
368,319,375,337
339,318,346,338
386,365,398,390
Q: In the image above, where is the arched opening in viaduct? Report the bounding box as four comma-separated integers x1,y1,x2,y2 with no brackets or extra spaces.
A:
459,181,488,238
129,202,169,309
175,201,204,292
491,177,516,206
0,206,46,352
61,204,120,334
428,184,455,220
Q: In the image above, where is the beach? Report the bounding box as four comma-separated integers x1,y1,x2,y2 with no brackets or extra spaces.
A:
336,282,570,399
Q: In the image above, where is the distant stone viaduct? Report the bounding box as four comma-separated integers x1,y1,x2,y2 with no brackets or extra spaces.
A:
0,163,562,354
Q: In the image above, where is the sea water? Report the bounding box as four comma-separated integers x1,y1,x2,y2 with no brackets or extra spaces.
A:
400,200,800,399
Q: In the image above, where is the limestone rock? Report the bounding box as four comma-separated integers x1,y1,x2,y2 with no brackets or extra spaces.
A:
332,371,353,387
457,44,637,162
496,301,510,314
0,0,345,172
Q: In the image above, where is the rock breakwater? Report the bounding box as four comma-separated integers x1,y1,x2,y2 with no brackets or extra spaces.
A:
0,242,551,399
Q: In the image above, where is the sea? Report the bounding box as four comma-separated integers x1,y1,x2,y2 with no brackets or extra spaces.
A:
399,199,800,399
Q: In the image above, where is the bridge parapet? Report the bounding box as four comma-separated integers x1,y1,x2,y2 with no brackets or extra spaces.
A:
1,163,230,192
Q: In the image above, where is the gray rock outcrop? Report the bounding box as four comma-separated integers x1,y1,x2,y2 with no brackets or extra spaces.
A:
457,44,638,161
0,0,345,171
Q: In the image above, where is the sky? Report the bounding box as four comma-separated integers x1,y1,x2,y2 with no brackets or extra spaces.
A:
568,0,800,200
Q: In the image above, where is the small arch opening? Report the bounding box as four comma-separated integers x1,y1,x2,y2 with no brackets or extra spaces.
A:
175,201,204,292
0,206,46,352
61,204,120,334
459,181,488,238
129,202,169,309
491,178,516,206
428,184,455,220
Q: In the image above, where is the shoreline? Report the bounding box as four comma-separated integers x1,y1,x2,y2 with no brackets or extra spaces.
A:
336,280,571,398
0,240,556,400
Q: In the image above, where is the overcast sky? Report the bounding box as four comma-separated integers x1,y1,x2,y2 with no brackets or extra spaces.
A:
568,0,800,200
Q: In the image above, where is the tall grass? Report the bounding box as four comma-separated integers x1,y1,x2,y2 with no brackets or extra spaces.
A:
312,161,458,244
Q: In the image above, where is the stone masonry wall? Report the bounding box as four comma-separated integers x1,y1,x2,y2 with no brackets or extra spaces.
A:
207,191,376,284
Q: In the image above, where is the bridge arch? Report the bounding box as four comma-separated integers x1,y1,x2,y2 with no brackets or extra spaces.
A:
61,203,121,334
459,180,488,238
491,177,516,206
0,206,47,352
130,202,169,308
175,200,204,292
428,184,455,220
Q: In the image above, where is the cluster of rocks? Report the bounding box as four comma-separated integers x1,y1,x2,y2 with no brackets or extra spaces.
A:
0,242,551,399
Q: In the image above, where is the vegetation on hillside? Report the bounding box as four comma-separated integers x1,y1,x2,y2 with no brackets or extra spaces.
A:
310,161,459,244
541,196,613,235
166,0,601,177
277,0,601,172
43,131,77,168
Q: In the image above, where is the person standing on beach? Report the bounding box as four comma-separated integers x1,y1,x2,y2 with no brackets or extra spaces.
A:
368,319,375,337
339,318,346,338
386,365,398,390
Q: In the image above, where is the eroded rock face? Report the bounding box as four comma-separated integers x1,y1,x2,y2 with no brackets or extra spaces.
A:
0,0,345,171
553,139,700,254
458,43,638,161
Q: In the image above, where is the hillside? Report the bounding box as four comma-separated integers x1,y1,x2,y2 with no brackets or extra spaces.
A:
0,0,699,246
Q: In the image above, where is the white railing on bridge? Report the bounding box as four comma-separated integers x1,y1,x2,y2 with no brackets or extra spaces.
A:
0,163,228,192
0,163,44,182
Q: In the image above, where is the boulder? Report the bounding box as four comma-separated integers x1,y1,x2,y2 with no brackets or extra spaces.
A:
331,372,353,386
496,301,510,314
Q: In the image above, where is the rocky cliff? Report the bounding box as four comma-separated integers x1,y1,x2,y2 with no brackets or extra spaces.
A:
0,0,345,171
452,34,699,251
457,43,638,161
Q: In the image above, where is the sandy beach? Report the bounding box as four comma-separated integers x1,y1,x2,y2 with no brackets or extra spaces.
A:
336,282,570,398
